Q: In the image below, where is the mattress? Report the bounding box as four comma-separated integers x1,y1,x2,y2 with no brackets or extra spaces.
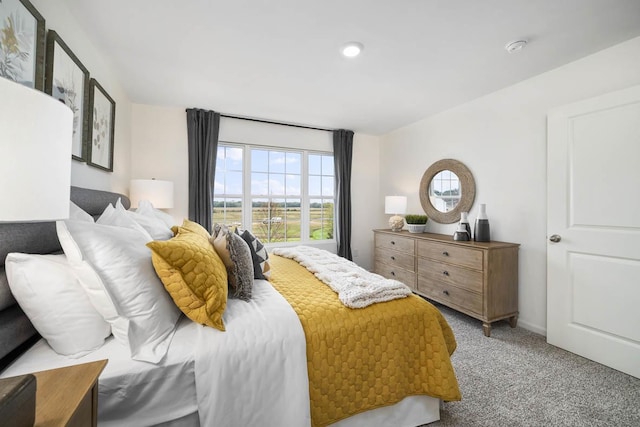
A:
1,316,200,427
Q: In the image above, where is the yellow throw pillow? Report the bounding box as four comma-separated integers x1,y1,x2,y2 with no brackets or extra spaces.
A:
174,218,212,240
147,230,227,331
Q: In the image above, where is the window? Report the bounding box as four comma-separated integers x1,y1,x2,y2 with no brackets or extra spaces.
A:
213,146,243,227
307,153,334,241
213,144,334,244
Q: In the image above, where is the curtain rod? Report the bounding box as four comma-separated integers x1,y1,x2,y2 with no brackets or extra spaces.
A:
220,113,333,132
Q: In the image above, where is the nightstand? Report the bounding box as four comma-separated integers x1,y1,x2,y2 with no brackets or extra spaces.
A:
32,359,107,427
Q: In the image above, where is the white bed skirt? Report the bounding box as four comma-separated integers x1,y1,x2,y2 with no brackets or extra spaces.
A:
333,395,440,427
152,395,439,427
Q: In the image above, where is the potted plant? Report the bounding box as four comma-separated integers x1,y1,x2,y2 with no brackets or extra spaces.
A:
404,214,428,233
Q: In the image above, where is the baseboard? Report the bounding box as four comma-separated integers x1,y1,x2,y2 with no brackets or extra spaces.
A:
517,319,546,336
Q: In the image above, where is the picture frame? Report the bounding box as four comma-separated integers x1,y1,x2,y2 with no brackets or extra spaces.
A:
45,30,90,162
87,78,115,172
0,0,45,90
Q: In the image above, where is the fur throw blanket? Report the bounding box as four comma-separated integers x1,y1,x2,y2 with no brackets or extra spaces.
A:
271,246,411,308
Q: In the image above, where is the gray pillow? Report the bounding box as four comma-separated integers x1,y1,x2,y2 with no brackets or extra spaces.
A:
211,225,254,301
236,228,271,280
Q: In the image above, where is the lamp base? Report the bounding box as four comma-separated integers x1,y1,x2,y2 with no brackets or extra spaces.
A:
389,215,404,232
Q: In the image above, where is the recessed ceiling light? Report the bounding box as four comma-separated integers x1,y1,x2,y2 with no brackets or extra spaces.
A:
341,42,363,58
505,40,527,53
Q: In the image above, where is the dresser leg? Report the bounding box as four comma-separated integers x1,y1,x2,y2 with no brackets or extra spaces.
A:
482,322,491,337
509,315,518,328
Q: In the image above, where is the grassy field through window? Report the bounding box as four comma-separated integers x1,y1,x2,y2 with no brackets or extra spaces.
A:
213,204,333,243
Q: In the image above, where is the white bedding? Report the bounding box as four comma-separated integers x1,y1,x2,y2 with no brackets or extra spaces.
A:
1,316,199,427
1,279,440,426
195,278,311,426
1,279,309,427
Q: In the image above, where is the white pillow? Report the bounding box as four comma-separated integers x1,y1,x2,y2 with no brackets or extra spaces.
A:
5,253,111,357
97,203,153,241
69,201,94,222
56,220,181,363
136,199,177,228
116,199,173,240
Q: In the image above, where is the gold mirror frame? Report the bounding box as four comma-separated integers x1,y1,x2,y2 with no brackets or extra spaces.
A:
419,159,476,224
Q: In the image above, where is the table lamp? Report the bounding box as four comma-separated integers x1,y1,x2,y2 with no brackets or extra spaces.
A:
129,179,174,209
385,196,407,232
0,77,73,222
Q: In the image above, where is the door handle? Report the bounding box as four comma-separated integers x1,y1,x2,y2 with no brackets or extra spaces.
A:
549,234,561,243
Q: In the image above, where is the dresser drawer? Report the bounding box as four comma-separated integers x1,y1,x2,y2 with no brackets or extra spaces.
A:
375,262,417,290
375,247,415,272
417,240,482,270
375,233,415,255
418,277,483,315
418,259,483,293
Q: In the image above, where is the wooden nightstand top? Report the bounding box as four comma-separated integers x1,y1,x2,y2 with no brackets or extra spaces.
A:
32,359,107,427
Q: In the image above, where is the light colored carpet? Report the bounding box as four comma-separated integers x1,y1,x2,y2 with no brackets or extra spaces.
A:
426,304,640,427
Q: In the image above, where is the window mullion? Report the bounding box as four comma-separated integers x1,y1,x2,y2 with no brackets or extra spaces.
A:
243,145,251,230
301,150,309,240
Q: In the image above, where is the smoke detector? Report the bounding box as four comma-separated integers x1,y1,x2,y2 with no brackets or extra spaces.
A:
505,40,527,53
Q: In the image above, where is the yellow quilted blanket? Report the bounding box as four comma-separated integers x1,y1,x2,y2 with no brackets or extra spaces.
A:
269,255,461,427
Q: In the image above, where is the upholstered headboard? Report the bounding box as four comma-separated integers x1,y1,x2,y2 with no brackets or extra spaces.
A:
0,186,130,371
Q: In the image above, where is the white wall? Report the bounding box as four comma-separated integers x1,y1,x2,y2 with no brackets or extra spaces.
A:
350,133,381,270
131,105,187,221
380,36,640,334
32,1,132,193
131,106,381,267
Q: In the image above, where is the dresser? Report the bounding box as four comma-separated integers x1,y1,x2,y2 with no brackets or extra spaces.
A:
374,229,519,336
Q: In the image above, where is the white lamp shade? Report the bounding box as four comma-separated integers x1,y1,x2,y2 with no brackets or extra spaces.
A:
0,77,72,222
385,196,407,215
130,179,174,208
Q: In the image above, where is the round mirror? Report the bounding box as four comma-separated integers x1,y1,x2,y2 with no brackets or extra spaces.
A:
419,159,475,224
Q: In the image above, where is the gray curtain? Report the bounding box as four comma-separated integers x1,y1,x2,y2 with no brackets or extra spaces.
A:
186,108,220,233
333,129,354,260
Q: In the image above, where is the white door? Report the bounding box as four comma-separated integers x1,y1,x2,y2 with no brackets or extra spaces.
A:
547,85,640,379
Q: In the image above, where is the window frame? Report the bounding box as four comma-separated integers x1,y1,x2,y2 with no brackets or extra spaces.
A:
214,141,336,246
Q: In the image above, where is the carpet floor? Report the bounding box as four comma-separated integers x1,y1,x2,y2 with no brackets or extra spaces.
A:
425,304,640,427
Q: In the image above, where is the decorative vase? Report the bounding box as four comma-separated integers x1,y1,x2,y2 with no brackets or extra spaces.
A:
453,222,470,241
406,224,426,233
474,204,491,242
460,211,472,240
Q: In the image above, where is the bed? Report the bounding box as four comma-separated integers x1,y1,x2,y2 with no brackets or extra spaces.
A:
0,187,460,426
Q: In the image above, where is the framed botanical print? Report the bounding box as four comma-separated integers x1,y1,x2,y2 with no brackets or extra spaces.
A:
45,30,90,162
87,78,115,172
0,0,45,90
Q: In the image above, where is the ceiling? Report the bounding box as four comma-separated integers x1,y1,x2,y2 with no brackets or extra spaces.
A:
65,0,640,135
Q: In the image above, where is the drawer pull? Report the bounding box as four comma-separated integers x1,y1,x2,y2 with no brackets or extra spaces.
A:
390,271,396,276
443,290,450,296
390,256,395,260
443,271,449,276
391,241,396,245
442,251,449,256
